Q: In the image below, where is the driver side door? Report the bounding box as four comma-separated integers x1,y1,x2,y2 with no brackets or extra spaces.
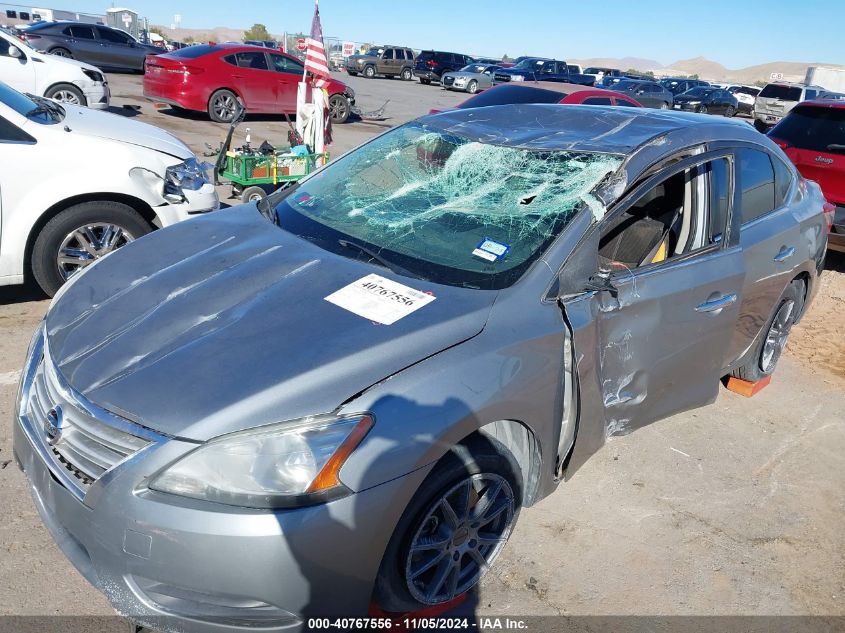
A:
560,152,744,474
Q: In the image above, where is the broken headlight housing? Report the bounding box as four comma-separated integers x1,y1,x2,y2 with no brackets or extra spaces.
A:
149,414,374,508
82,68,104,83
164,157,209,201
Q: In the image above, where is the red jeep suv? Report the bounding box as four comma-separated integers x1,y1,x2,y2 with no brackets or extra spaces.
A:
769,100,845,252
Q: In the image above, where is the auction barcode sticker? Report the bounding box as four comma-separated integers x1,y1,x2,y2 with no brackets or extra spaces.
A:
325,274,436,325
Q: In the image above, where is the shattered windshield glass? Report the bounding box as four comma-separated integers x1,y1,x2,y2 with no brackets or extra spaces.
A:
272,123,623,289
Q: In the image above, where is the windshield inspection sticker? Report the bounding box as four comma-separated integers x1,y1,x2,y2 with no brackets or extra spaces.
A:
472,238,510,262
325,274,436,325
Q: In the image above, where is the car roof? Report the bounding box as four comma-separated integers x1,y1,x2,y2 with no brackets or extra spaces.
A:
420,103,762,154
793,99,845,110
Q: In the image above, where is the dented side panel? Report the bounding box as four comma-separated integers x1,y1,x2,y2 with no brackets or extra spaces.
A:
562,246,746,476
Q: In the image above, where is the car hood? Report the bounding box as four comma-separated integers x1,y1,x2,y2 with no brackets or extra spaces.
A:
28,49,103,75
673,95,702,103
58,105,192,158
445,72,481,79
44,207,496,441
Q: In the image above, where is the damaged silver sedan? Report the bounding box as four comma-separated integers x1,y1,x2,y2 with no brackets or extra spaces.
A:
14,104,827,631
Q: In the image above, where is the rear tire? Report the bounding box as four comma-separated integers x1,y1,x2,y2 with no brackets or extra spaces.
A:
32,201,151,297
374,437,522,613
725,105,736,117
401,67,413,81
420,78,431,85
698,104,709,114
731,280,802,382
208,89,239,123
49,47,73,58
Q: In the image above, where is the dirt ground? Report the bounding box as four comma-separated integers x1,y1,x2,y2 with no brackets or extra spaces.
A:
0,72,842,627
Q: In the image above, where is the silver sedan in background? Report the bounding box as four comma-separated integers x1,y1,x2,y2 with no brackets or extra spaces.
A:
441,63,500,93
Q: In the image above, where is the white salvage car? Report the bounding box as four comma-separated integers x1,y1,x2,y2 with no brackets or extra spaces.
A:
1,27,109,109
0,82,219,296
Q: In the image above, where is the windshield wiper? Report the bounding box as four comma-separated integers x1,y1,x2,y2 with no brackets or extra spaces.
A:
25,94,64,121
337,239,426,281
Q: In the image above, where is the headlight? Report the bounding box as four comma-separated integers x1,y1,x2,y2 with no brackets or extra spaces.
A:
82,68,104,83
149,414,373,508
356,58,364,65
164,157,209,201
510,75,525,82
688,100,701,105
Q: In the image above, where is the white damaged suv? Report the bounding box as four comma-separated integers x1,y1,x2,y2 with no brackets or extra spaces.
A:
0,82,218,295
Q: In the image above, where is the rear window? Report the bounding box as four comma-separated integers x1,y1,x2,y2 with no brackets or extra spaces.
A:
458,85,565,109
169,44,221,59
759,84,802,101
769,105,845,154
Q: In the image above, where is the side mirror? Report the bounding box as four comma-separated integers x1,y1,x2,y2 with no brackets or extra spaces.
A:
9,46,22,59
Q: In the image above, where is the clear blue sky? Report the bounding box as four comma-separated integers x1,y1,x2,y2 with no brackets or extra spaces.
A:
91,0,843,68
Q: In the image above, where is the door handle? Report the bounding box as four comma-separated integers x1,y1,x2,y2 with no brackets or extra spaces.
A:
773,246,795,262
695,293,737,313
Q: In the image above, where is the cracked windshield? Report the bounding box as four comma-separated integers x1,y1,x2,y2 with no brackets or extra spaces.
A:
273,123,622,289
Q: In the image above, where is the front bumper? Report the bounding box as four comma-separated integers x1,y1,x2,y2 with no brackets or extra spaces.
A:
14,395,427,632
155,184,220,227
673,102,700,111
415,69,441,81
76,80,110,110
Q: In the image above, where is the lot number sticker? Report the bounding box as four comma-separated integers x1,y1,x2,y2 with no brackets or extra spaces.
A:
325,274,436,325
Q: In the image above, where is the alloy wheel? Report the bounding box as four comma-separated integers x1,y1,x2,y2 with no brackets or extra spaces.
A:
330,95,348,121
57,222,134,280
760,299,795,373
212,94,236,122
51,90,82,105
405,473,515,605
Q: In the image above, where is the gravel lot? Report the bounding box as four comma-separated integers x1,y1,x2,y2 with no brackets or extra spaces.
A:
0,71,842,627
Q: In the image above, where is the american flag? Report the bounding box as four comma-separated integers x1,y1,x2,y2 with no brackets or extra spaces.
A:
303,1,330,86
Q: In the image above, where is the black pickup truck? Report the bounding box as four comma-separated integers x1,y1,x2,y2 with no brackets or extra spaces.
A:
493,58,595,86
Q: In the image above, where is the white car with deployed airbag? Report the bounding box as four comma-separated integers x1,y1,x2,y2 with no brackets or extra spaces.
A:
0,81,219,296
1,27,109,109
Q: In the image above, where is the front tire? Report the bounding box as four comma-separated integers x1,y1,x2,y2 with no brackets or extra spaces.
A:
731,281,802,382
725,105,736,117
698,104,709,114
374,438,522,613
401,67,413,81
44,83,87,107
420,78,431,85
328,93,350,124
31,201,151,297
467,80,478,94
363,65,376,78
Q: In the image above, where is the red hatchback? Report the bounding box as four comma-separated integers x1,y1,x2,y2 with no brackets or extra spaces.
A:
769,100,845,252
144,44,355,124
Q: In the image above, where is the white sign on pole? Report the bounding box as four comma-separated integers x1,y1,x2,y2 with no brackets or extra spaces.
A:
770,72,784,81
342,41,355,57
